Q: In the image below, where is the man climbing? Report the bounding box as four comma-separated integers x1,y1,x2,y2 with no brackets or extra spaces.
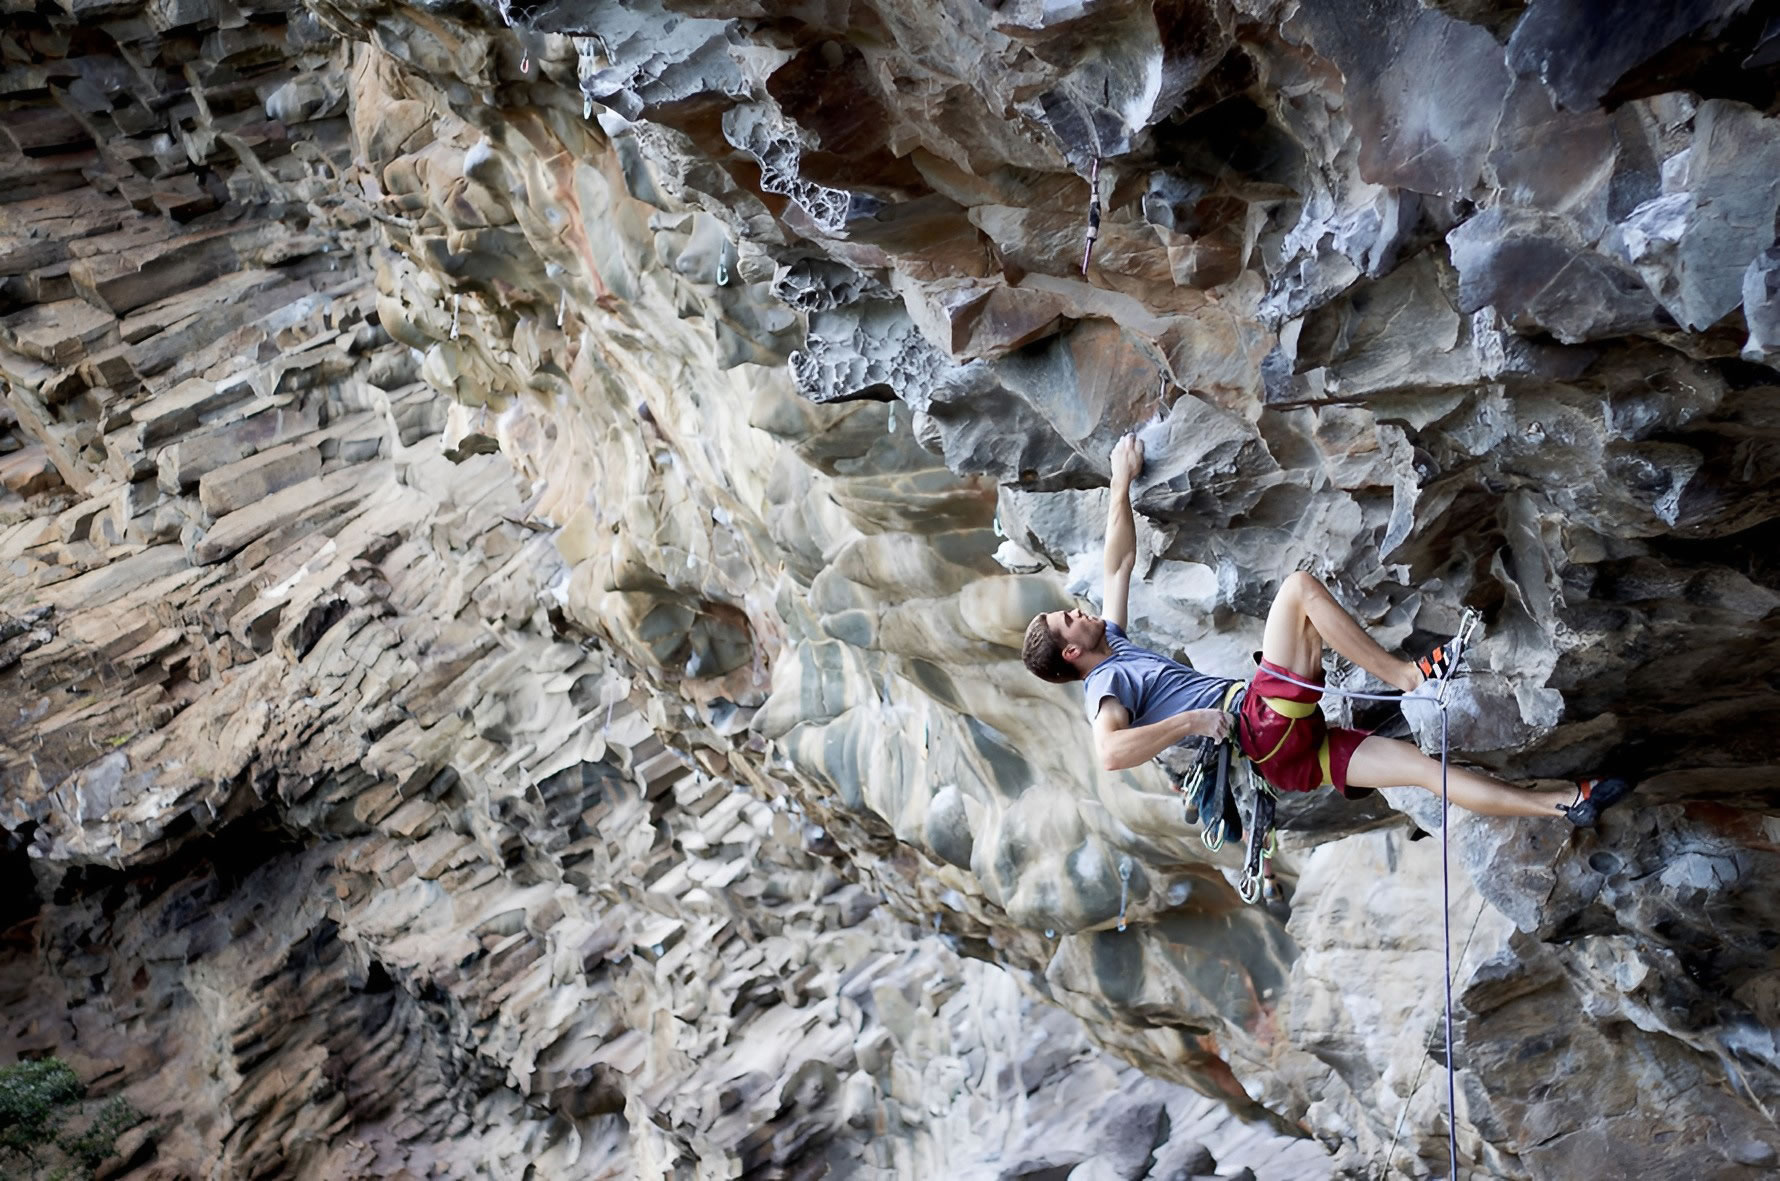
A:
1021,434,1633,826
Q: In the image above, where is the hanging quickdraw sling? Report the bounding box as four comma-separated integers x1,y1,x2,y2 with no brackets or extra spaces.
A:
1236,766,1278,905
1080,156,1101,274
1170,684,1280,904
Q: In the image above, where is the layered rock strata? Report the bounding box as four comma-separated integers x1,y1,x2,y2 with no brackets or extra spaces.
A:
7,0,1780,1178
0,0,1319,1177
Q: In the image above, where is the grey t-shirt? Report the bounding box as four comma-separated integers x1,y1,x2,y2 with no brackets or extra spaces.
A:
1082,622,1237,728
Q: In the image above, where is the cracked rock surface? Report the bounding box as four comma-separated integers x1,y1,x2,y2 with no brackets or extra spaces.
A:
6,0,1780,1178
0,1,1319,1178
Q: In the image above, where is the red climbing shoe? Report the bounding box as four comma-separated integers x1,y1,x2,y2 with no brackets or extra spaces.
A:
1562,776,1636,827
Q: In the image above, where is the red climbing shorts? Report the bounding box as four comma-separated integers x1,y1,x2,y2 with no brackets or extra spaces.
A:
1238,660,1371,797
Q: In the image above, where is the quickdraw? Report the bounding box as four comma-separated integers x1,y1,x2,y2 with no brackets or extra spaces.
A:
1080,156,1101,274
1236,778,1278,905
1172,689,1279,905
1434,607,1480,709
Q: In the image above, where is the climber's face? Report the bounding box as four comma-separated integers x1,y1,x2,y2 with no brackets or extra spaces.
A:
1045,608,1106,659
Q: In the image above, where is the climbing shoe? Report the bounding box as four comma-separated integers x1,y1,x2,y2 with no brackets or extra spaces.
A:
1415,608,1482,686
1415,637,1463,683
1562,776,1636,827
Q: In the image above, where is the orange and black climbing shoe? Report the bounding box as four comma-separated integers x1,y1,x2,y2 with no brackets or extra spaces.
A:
1563,777,1636,827
1415,610,1481,687
1416,638,1462,683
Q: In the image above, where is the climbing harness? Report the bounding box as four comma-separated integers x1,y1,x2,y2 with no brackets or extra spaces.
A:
1252,607,1480,1179
1080,156,1101,274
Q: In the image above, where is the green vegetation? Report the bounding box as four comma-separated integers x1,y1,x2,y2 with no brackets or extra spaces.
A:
0,1059,84,1159
60,1098,143,1174
0,1059,146,1180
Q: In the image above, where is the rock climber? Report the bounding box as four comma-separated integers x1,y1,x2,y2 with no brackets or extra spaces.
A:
1021,434,1633,826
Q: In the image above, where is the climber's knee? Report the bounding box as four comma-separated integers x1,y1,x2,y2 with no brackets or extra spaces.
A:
1262,571,1325,677
1278,570,1320,610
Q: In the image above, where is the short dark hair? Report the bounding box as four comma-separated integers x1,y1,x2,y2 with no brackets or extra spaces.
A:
1023,614,1078,683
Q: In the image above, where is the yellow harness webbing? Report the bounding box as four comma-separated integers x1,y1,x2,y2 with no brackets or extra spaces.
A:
1250,693,1334,788
1260,695,1317,719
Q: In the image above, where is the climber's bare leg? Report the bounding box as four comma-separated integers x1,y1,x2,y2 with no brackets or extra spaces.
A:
1261,574,1574,819
1345,735,1572,818
1261,571,1422,691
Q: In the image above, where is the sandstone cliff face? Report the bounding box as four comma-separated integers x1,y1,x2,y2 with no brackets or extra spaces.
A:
5,0,1780,1178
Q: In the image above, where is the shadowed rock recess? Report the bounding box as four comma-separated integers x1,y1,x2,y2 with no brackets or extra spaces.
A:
6,0,1780,1177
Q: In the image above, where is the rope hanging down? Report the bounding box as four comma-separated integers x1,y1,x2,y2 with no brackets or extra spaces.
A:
1180,609,1480,1178
1260,608,1478,1179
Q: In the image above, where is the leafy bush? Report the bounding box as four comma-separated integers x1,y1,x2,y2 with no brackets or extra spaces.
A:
0,1059,146,1180
61,1097,144,1172
0,1059,84,1159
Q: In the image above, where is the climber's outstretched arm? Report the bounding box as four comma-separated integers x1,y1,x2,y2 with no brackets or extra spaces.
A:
1093,697,1231,772
1102,435,1143,629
